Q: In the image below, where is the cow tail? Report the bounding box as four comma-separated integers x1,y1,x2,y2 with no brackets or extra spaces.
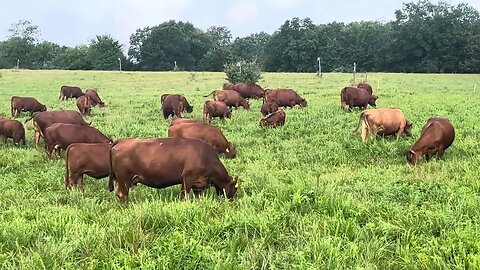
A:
203,90,216,98
65,145,71,187
108,140,119,192
353,111,366,133
24,115,34,124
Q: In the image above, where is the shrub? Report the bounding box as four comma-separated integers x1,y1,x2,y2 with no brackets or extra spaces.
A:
224,59,262,84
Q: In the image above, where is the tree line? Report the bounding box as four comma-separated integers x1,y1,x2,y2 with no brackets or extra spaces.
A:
1,1,479,73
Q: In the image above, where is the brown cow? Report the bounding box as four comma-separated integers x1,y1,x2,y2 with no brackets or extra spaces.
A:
168,121,236,158
65,143,111,190
264,89,307,108
223,83,265,99
25,110,91,147
11,96,47,117
203,101,231,123
355,108,412,144
59,85,84,100
340,87,377,111
357,83,373,95
0,118,26,146
261,101,279,117
204,90,250,110
76,95,92,116
260,109,286,127
108,137,238,203
161,94,194,119
407,117,455,165
85,89,105,107
44,123,112,159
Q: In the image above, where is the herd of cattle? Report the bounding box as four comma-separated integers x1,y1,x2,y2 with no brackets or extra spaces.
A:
0,82,455,203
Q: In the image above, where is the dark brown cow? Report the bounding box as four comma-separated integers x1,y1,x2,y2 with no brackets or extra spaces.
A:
168,121,236,158
261,101,279,117
203,101,231,123
85,89,105,107
76,95,92,116
223,83,265,99
0,118,26,146
11,96,46,117
407,117,455,165
260,109,286,127
44,123,112,159
264,89,307,108
357,83,373,95
59,85,84,100
108,137,238,203
65,143,111,190
340,87,377,111
25,110,91,147
161,94,194,119
204,90,249,110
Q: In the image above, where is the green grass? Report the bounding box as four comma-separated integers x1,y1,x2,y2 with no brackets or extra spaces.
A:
1,70,480,269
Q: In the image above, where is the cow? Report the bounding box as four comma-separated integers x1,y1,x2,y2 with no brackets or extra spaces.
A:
44,123,112,159
0,118,26,146
168,121,236,158
161,94,194,119
25,110,91,148
407,117,455,165
264,89,307,108
65,143,111,190
204,90,250,110
340,87,377,111
260,109,286,128
203,101,231,123
10,96,47,117
223,83,265,99
170,118,202,126
76,95,92,116
354,108,412,144
108,137,238,203
85,89,105,107
357,82,373,95
261,101,279,117
59,85,84,100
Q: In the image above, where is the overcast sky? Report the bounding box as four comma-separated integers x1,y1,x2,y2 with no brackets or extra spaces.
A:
0,0,479,50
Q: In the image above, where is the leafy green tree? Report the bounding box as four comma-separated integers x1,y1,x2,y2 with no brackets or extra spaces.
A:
224,59,262,84
199,26,233,71
59,45,92,70
231,32,270,65
88,35,124,70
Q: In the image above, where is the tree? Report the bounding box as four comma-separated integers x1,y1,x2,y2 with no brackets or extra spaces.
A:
231,32,270,65
224,60,262,84
199,26,233,71
8,19,40,43
206,26,232,48
88,35,124,70
59,45,92,70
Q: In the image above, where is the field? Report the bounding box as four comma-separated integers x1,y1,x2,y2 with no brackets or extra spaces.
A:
1,70,480,269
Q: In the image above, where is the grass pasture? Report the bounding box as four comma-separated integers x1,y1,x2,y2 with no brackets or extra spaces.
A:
1,70,480,269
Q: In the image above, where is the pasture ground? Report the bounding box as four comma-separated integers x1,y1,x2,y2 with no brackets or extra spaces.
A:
1,70,480,269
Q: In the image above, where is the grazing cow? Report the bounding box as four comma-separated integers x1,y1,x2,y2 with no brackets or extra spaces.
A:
261,101,279,117
260,109,286,127
161,94,194,119
264,89,307,108
85,89,105,107
65,143,111,190
25,110,91,147
11,96,46,117
44,123,112,159
108,137,238,203
204,90,250,110
340,87,377,111
355,108,412,144
59,85,83,100
223,83,265,99
170,118,202,126
357,83,373,95
203,101,231,123
168,121,236,158
76,95,92,116
0,118,26,146
407,117,455,165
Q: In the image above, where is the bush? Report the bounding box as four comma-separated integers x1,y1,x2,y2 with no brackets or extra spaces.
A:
224,59,262,84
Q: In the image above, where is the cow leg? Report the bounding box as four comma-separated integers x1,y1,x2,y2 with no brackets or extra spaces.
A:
395,128,404,140
361,121,368,144
77,175,85,192
180,179,193,200
437,149,445,160
45,144,53,160
34,131,40,148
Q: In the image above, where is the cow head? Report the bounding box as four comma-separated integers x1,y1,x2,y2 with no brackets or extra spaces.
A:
299,98,307,107
368,95,378,107
225,143,237,159
406,149,421,165
40,105,47,112
240,99,250,110
222,176,238,199
181,96,193,113
405,121,413,136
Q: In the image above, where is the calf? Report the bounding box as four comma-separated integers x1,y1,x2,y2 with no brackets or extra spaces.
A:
203,101,231,123
168,121,236,158
11,96,47,117
261,101,279,117
355,108,412,144
85,89,105,107
65,143,111,190
259,109,286,127
0,118,26,146
76,95,92,116
161,94,193,119
407,117,455,165
340,87,377,111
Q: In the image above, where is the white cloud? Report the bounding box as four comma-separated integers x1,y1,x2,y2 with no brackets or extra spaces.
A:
227,1,259,26
266,0,298,9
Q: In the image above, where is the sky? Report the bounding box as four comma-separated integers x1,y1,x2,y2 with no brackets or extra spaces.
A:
0,0,479,50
